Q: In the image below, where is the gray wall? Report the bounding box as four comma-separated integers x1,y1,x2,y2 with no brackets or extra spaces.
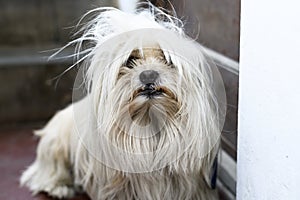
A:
143,0,240,60
0,0,115,125
0,0,113,47
170,0,240,61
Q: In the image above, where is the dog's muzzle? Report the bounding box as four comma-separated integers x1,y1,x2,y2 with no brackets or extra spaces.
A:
138,70,162,98
139,70,159,84
131,70,176,100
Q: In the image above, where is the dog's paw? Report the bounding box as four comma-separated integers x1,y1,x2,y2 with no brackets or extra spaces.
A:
46,185,75,199
21,162,75,199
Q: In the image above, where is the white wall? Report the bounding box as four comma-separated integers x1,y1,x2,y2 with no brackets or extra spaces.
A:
237,0,300,199
117,0,138,13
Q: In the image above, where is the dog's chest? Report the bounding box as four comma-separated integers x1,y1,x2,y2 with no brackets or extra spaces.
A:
85,170,211,200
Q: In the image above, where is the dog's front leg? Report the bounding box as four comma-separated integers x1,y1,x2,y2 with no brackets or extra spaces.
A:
20,105,75,199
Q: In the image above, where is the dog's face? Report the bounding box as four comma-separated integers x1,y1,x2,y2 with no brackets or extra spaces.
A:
101,46,183,158
117,48,180,126
73,28,224,173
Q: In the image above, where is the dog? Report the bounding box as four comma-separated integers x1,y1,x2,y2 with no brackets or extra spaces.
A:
21,4,225,200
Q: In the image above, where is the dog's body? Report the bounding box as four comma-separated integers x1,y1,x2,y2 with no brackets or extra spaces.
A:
21,5,223,200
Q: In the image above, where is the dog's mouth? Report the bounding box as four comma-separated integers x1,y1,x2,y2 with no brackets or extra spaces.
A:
133,85,175,99
139,84,162,98
129,85,179,125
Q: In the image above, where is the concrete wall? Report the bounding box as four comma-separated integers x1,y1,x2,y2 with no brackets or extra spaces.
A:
181,0,240,61
0,0,114,126
0,0,113,47
237,0,300,198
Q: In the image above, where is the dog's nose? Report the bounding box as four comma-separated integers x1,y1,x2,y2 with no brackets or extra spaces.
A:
139,70,159,85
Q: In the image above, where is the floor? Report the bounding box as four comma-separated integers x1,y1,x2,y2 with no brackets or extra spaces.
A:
0,127,90,200
0,126,230,200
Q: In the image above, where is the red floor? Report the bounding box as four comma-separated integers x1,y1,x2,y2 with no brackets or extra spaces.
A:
0,127,229,200
0,127,90,200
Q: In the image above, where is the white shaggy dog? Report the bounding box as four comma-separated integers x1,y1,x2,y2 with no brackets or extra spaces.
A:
21,5,225,200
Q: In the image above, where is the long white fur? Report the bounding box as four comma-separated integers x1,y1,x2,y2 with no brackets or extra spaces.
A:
21,5,221,200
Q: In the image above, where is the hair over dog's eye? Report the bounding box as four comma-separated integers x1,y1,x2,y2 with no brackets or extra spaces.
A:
124,55,139,69
126,65,134,69
169,60,176,69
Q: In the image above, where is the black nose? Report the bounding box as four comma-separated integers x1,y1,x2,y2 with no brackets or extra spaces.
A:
139,70,159,85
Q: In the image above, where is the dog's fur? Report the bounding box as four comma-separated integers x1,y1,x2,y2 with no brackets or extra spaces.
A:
21,5,221,200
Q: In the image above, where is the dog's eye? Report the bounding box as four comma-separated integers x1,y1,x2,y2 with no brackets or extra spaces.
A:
126,65,134,69
169,60,176,69
124,55,139,69
118,68,127,79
